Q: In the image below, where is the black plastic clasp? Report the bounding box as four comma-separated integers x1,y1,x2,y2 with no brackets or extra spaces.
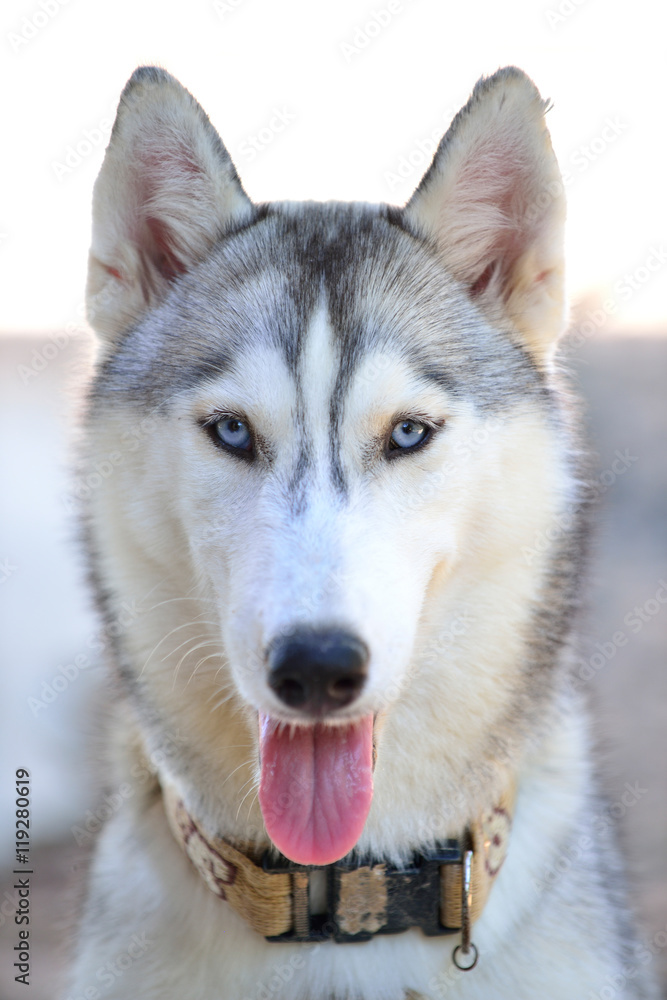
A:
262,841,462,944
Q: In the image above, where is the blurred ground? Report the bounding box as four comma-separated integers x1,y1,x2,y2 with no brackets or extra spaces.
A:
0,330,665,999
571,333,667,987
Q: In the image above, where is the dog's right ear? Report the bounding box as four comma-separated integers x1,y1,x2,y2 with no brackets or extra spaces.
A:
404,67,566,365
86,66,254,341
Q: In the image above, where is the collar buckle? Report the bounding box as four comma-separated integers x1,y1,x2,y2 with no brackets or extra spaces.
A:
262,841,463,943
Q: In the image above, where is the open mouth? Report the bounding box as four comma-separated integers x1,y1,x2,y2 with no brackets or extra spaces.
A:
257,712,375,866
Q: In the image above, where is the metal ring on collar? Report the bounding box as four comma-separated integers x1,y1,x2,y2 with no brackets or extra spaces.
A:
452,942,479,971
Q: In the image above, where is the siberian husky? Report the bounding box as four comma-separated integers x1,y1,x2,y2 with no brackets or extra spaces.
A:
66,66,658,999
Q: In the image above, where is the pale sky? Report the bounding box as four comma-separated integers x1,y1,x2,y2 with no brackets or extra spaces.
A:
1,0,665,334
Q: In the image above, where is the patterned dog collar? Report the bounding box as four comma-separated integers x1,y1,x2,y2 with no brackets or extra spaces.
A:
162,779,513,966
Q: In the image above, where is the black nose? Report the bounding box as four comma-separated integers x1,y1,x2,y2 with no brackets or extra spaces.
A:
268,630,369,716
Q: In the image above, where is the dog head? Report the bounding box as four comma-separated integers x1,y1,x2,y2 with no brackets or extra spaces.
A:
85,67,578,864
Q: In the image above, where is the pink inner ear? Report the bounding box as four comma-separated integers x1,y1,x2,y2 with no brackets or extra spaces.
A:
141,142,204,177
133,140,208,283
449,134,539,298
469,261,496,297
146,216,188,282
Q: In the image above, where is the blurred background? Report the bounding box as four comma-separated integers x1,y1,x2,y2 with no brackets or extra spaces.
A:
0,0,665,996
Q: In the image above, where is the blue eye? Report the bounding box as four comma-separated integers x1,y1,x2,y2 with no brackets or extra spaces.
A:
389,419,430,452
213,416,253,454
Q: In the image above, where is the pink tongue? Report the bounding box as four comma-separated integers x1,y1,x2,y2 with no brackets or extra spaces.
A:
258,713,374,865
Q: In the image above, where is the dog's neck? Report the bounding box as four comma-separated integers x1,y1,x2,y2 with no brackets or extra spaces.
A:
160,776,514,963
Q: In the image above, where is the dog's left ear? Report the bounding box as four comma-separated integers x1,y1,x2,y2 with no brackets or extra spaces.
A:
404,67,566,364
87,66,254,341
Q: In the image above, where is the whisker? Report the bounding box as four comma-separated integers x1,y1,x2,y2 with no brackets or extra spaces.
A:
210,691,238,712
171,639,220,691
187,651,224,685
235,781,259,824
232,773,257,796
245,790,259,826
140,621,212,676
145,595,216,612
214,745,254,752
